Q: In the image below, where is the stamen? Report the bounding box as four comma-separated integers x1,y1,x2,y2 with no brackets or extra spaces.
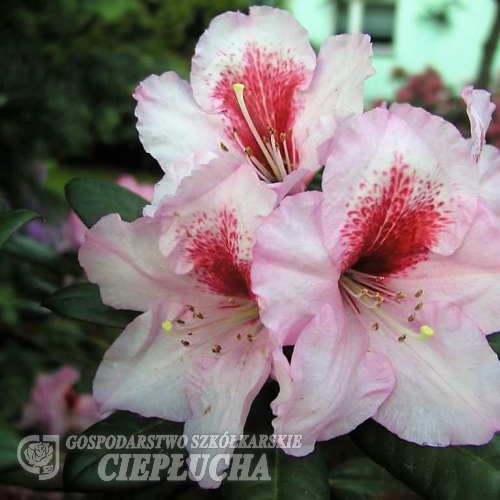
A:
220,142,229,152
212,344,222,354
415,289,424,298
162,320,173,332
181,340,190,347
340,271,433,343
233,83,283,181
420,325,434,338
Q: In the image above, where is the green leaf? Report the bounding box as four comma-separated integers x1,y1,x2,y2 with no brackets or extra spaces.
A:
42,282,139,328
222,445,329,500
328,457,419,500
63,411,185,493
350,419,500,500
65,178,147,228
0,209,40,248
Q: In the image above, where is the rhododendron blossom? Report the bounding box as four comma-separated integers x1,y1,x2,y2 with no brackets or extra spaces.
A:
80,160,282,487
19,366,101,435
134,6,374,193
253,104,500,453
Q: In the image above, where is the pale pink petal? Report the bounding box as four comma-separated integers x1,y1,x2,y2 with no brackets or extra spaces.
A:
295,34,375,136
371,302,500,445
156,160,276,279
116,175,154,202
394,203,500,336
184,333,271,488
478,144,500,216
322,106,478,271
94,303,193,421
461,86,495,162
191,6,315,113
134,72,226,169
270,168,311,206
272,304,395,457
79,214,183,311
252,191,338,344
143,151,218,217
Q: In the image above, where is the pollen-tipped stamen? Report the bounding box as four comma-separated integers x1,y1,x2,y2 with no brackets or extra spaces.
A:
233,83,283,181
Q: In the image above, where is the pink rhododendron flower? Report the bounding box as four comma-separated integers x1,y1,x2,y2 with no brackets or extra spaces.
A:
460,87,500,217
60,175,154,251
19,366,101,435
80,159,290,487
461,85,496,162
134,6,374,193
253,104,500,453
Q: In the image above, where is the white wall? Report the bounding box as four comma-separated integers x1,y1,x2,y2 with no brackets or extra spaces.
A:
288,0,500,102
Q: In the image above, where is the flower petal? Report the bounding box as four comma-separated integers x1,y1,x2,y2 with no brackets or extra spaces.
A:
394,203,500,336
322,105,478,273
461,86,495,162
156,160,276,287
134,72,226,169
478,144,500,217
143,151,218,217
191,6,315,113
370,301,500,445
252,191,339,344
295,34,375,136
79,214,182,311
272,304,395,457
94,302,198,421
184,333,271,488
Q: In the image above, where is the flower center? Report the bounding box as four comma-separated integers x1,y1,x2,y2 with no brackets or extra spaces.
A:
339,269,434,343
227,83,298,183
161,299,262,354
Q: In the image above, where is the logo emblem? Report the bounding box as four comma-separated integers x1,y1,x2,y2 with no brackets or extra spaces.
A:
17,435,59,480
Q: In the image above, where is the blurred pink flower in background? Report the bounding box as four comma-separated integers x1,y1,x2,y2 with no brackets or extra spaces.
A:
19,366,101,436
60,174,154,251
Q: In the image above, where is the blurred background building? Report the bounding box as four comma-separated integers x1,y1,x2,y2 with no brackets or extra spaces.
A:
288,0,500,101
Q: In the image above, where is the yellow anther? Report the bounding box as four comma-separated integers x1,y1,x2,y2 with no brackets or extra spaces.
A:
420,325,435,338
162,320,173,332
396,292,406,299
415,289,424,298
407,313,416,322
233,83,245,94
415,301,423,311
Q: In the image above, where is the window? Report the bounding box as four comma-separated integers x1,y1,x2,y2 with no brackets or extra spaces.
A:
334,0,396,47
